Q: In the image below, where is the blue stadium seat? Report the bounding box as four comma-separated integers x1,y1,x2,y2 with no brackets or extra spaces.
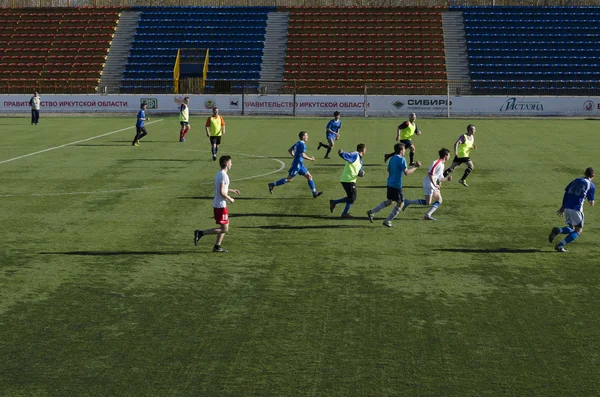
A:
123,6,274,90
455,6,600,94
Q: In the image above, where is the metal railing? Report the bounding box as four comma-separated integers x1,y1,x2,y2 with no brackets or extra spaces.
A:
2,0,600,7
4,79,600,96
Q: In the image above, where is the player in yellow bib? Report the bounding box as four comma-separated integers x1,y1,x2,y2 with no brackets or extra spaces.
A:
442,124,477,187
329,143,366,218
384,112,421,166
205,107,226,161
179,97,190,142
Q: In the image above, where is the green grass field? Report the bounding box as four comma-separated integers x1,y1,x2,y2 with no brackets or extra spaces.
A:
1,115,599,396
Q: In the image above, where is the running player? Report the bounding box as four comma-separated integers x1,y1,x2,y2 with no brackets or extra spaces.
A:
443,124,477,187
329,143,366,218
403,148,453,220
194,155,241,253
131,103,149,146
317,111,342,159
367,143,421,227
179,96,190,142
384,112,421,166
268,131,323,198
548,167,595,252
205,107,225,161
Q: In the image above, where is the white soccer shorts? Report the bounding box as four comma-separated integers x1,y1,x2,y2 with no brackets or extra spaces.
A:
423,180,439,196
564,208,584,227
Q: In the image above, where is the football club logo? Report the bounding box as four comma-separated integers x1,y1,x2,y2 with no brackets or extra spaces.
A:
392,100,405,109
141,98,158,109
583,100,594,111
205,100,215,109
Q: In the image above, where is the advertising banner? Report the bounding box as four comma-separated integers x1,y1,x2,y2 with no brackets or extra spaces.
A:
2,94,600,116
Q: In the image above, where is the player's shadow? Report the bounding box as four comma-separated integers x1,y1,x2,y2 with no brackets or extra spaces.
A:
118,159,195,162
239,225,370,230
177,196,269,200
433,248,545,254
362,185,422,189
39,250,201,256
231,213,365,221
75,144,124,147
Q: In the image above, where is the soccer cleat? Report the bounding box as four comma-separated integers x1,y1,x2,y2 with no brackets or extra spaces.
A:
329,200,336,213
313,191,323,198
402,203,409,212
341,213,353,219
179,138,185,142
424,214,437,221
382,221,393,228
212,155,217,161
194,230,203,246
384,154,390,163
459,179,469,187
366,210,374,223
134,140,140,147
268,183,275,194
213,246,228,253
324,156,330,159
555,244,568,253
317,143,322,151
410,162,416,166
548,227,560,243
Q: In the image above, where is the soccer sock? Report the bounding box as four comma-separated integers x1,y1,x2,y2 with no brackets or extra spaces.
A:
558,226,574,234
132,132,141,143
342,202,352,215
215,146,219,155
559,231,580,246
274,178,287,187
426,201,441,216
308,179,316,193
325,146,332,157
404,199,426,206
443,168,453,178
211,146,216,156
318,142,326,150
461,167,472,181
371,200,391,214
180,129,185,140
385,206,401,222
333,198,348,205
410,151,415,164
183,128,189,137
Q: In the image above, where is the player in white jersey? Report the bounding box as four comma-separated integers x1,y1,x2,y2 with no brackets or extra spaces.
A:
402,148,452,220
193,155,241,252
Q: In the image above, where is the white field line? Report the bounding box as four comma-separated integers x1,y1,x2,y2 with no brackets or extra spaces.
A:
0,119,163,165
0,155,286,198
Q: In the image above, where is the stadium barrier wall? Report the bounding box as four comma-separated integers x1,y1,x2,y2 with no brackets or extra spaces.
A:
2,94,600,116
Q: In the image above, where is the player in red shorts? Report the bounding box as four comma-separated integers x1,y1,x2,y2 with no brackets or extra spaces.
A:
194,155,240,252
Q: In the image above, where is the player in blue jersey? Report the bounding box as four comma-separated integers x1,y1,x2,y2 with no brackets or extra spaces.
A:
268,131,323,198
317,111,342,159
548,167,595,252
131,103,149,146
366,143,421,227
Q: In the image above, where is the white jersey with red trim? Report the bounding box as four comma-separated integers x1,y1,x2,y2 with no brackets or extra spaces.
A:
423,158,444,190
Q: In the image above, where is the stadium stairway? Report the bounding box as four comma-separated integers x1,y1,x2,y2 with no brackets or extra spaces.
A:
259,10,289,94
441,10,471,95
101,10,141,94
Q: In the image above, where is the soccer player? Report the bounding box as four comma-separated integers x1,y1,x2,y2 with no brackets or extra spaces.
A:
205,107,225,161
131,103,149,146
367,143,421,227
179,96,190,142
384,112,421,166
330,143,366,218
403,147,453,220
442,124,477,187
29,91,40,125
317,111,342,159
194,155,241,253
268,131,323,199
548,167,595,253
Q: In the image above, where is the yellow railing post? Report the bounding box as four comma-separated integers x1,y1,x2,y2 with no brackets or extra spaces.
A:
174,49,181,94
